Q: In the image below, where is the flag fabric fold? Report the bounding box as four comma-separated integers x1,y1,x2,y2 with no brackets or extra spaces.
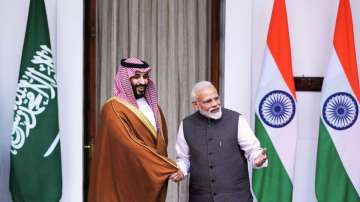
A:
10,0,62,201
315,0,360,201
252,0,298,201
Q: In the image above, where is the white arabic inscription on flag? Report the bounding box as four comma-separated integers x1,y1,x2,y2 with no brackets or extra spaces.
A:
11,45,57,155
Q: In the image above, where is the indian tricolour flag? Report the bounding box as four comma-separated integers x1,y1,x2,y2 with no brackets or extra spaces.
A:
252,0,297,201
315,0,360,201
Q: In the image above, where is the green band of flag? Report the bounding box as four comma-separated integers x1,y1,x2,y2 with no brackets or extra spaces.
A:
252,115,292,202
315,121,359,202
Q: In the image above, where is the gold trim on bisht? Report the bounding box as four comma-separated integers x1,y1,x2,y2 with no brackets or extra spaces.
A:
108,97,177,168
107,97,157,139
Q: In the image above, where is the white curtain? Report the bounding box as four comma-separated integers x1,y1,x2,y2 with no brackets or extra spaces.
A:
97,0,212,201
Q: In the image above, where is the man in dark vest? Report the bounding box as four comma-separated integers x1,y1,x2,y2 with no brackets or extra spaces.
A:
170,81,267,202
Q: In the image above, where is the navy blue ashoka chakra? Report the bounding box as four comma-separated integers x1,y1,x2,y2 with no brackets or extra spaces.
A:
322,92,358,130
259,90,296,128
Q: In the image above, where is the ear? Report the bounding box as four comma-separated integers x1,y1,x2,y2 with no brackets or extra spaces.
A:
192,101,198,110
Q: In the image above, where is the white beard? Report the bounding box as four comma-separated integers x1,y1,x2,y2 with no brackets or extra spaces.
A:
199,108,222,120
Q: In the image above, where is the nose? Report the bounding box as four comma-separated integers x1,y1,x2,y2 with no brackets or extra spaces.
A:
138,76,146,84
210,99,219,107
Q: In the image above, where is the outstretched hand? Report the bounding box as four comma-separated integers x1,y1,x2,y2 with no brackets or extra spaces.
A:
170,170,185,182
254,148,267,167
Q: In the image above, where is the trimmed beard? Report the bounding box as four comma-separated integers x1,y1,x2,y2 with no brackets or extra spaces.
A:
132,84,147,99
199,107,222,120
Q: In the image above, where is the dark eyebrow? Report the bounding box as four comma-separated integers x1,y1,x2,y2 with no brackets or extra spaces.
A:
202,99,212,103
201,96,219,103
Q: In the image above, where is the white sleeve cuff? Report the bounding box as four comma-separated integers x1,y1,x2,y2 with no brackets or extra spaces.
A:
251,149,268,169
176,161,189,176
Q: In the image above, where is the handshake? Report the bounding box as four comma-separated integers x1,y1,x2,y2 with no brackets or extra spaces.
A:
169,170,185,182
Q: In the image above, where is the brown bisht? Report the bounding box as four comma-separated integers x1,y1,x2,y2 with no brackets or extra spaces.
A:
88,97,178,202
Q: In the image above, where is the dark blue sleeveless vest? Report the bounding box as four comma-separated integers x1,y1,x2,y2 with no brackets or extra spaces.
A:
183,108,252,202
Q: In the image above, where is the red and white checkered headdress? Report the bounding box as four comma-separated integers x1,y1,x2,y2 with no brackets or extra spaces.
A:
113,57,161,132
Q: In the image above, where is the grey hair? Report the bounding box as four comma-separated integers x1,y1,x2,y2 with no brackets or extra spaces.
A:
191,81,215,102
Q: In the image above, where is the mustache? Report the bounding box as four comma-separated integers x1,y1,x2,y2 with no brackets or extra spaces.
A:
208,106,220,113
134,84,147,88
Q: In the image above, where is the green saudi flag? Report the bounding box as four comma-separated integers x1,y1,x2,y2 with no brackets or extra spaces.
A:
9,0,62,201
315,0,360,201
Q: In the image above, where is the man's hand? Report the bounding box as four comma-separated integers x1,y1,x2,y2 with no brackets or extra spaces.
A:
254,148,267,167
170,170,185,182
